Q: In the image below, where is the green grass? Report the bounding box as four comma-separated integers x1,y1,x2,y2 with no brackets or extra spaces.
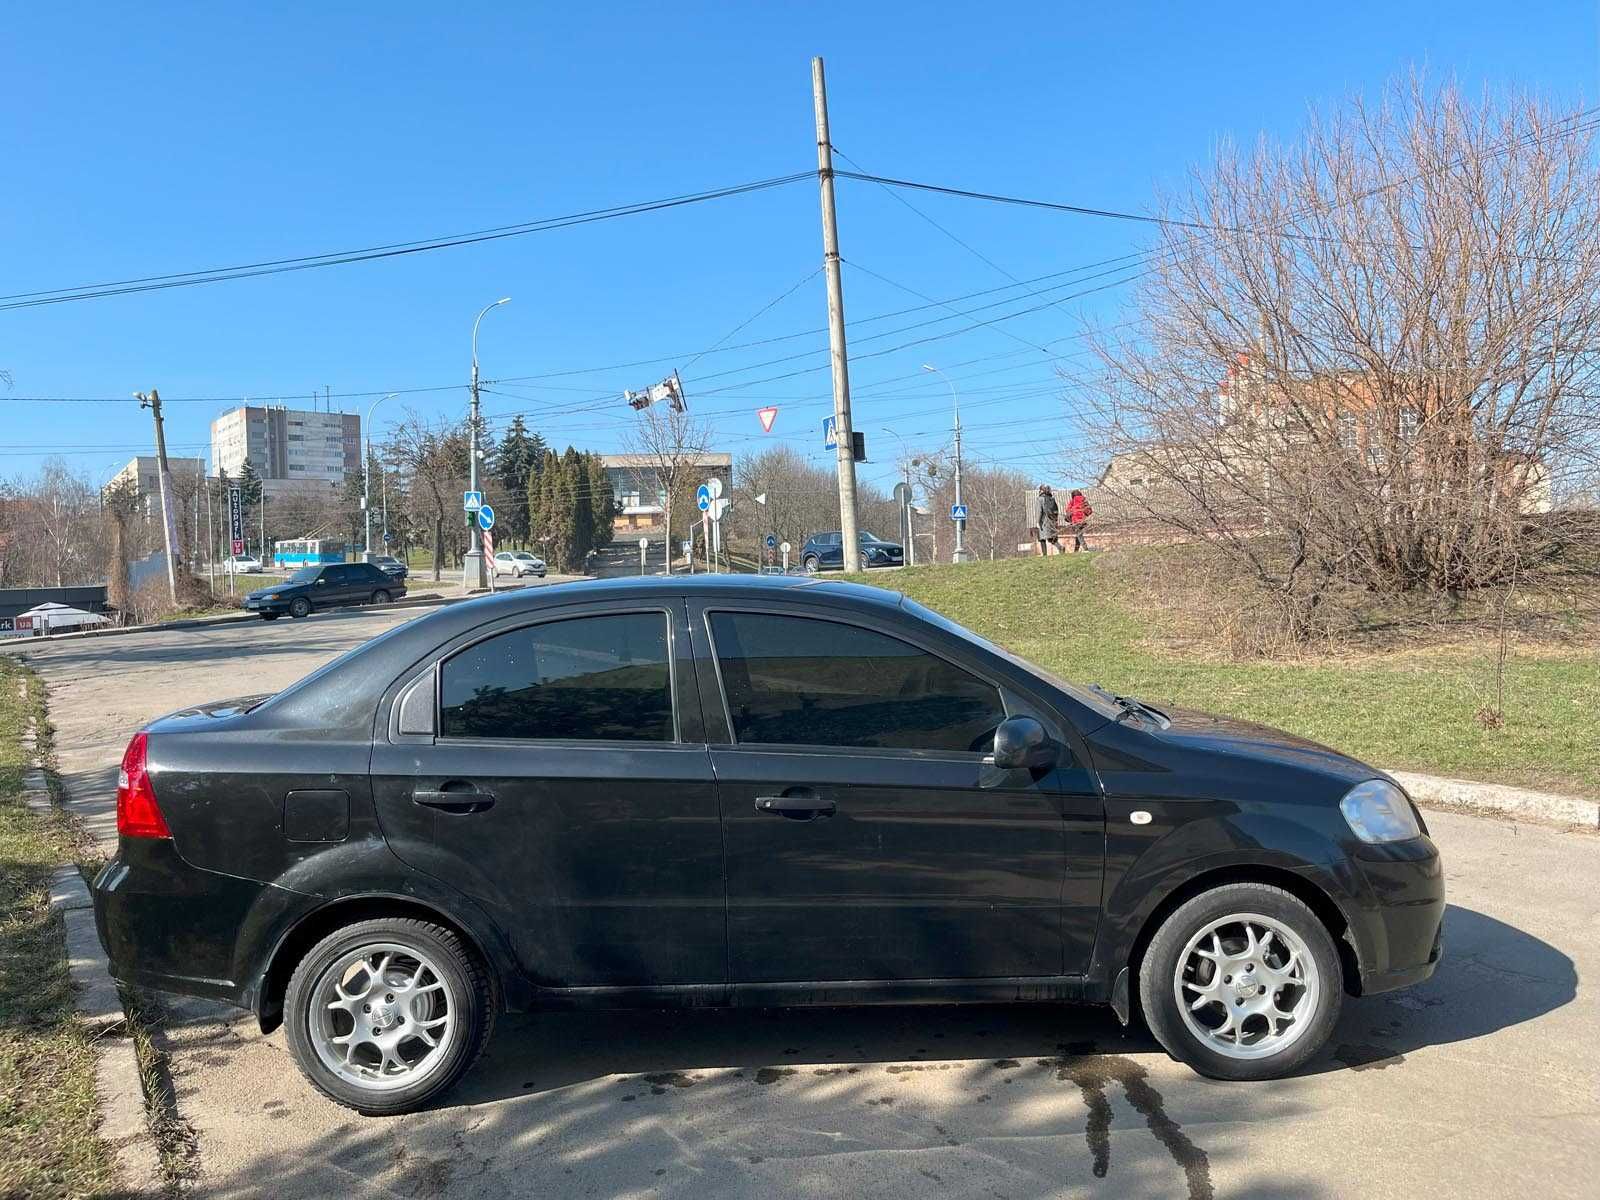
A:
0,660,120,1199
848,554,1600,796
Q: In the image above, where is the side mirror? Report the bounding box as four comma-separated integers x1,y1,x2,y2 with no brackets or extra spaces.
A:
991,716,1057,771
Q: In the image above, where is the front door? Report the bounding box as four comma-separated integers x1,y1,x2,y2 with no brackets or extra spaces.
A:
370,602,725,988
692,603,1103,984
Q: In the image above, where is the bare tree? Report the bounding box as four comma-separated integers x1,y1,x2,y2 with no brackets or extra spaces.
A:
386,413,470,581
1086,77,1600,629
623,404,712,572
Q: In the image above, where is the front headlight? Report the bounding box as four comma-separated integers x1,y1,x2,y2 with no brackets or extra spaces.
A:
1339,779,1423,843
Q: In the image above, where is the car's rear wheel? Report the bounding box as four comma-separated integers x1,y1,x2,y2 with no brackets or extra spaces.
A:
284,917,494,1115
1138,882,1341,1081
288,597,312,619
372,589,391,605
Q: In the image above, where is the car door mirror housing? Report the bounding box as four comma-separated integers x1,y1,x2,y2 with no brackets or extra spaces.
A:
991,716,1056,771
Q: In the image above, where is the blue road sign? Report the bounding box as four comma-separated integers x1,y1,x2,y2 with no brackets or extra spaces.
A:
764,533,778,550
696,484,713,512
950,503,969,522
822,415,838,450
383,532,395,543
463,490,483,512
477,504,495,531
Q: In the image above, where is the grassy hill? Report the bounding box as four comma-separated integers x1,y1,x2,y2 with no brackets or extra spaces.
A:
846,553,1599,796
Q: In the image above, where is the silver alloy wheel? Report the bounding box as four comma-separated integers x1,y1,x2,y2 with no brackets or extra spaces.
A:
309,942,456,1092
1174,912,1319,1061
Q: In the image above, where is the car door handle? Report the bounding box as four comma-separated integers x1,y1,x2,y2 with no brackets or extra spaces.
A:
412,788,496,814
755,793,836,820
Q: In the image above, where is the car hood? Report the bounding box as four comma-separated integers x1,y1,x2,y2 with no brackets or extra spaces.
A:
1151,705,1379,786
246,584,294,599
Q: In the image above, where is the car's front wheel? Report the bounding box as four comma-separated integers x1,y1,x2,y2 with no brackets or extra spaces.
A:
284,917,495,1115
371,589,391,605
803,554,821,574
1138,882,1341,1081
288,597,312,619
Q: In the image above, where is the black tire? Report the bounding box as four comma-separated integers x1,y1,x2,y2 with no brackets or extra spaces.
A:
803,554,821,574
283,917,495,1116
1137,882,1342,1081
372,589,391,605
288,596,312,619
260,613,280,622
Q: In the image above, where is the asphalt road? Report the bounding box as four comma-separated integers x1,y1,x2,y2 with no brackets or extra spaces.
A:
10,602,1598,1199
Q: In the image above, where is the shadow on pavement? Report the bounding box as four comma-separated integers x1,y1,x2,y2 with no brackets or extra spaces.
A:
1317,903,1575,1072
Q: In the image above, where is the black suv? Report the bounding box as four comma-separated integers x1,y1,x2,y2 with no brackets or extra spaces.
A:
800,530,904,572
244,562,406,620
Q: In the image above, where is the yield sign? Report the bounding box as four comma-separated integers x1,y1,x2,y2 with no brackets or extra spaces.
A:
757,406,779,433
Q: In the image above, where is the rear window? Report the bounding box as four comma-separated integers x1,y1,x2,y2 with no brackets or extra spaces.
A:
440,612,674,742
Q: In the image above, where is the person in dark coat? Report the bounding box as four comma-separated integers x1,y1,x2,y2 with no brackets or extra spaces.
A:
1035,485,1060,555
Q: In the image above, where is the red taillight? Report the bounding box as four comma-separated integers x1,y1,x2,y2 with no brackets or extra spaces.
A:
116,732,171,840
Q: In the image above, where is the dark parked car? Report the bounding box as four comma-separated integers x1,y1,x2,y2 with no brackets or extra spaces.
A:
368,555,409,582
94,576,1442,1115
244,562,405,620
801,530,903,572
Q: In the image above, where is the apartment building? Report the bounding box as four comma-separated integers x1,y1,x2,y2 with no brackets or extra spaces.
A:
210,405,361,498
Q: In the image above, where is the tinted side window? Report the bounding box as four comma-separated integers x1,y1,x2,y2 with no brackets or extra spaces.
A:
320,566,346,584
709,612,1005,752
441,613,673,742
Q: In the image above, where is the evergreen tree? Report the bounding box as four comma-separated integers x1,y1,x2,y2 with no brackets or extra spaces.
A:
236,461,264,553
584,453,615,554
494,416,540,548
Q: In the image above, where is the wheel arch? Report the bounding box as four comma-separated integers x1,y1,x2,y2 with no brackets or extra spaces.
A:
254,894,505,1034
1121,864,1362,1022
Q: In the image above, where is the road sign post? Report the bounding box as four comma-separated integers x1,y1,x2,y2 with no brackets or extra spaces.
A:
781,540,792,573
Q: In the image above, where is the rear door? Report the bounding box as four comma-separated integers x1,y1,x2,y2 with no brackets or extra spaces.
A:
691,600,1104,985
369,599,725,988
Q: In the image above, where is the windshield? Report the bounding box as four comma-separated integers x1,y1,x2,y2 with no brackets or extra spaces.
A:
288,567,321,583
900,595,1122,719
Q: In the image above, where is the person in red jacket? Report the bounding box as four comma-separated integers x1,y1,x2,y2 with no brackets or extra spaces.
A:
1066,489,1092,552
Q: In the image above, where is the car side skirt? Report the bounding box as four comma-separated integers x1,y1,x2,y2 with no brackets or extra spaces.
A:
521,975,1087,1012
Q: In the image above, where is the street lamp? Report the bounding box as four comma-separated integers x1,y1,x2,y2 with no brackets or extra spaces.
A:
465,297,510,590
922,364,973,562
363,392,397,560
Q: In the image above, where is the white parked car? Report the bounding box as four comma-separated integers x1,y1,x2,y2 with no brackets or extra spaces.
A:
493,550,547,578
223,554,264,573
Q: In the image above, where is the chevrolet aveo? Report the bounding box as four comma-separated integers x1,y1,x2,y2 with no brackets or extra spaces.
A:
93,576,1443,1115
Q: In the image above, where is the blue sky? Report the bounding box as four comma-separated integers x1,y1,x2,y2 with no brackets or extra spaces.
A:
3,2,1598,494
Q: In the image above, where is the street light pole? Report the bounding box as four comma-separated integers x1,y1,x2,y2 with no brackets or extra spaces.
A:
923,365,973,562
363,392,397,561
465,298,510,590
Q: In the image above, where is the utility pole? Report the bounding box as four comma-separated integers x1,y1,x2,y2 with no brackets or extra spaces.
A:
924,364,973,563
465,299,509,591
812,57,862,573
136,389,181,604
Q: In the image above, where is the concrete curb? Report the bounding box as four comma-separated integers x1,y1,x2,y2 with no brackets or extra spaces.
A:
1390,769,1600,829
49,869,161,1197
18,685,164,1197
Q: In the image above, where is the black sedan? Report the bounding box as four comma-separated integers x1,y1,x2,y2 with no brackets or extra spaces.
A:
244,561,406,620
94,576,1442,1114
800,530,904,572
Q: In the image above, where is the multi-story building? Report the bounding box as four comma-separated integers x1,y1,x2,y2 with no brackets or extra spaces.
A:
210,405,361,499
598,452,733,532
103,456,206,517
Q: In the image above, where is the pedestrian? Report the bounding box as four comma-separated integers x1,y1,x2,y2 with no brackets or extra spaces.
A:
1067,488,1092,552
1035,484,1060,555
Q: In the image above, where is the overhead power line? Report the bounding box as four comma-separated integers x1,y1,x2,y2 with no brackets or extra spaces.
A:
0,172,814,311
